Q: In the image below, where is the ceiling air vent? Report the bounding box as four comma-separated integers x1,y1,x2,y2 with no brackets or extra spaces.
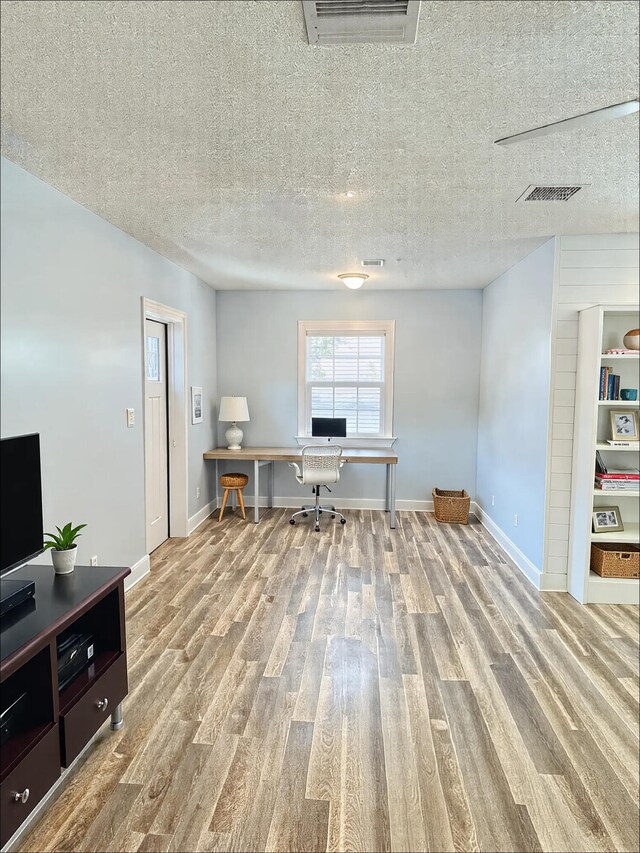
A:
516,185,585,202
361,259,385,267
302,0,421,45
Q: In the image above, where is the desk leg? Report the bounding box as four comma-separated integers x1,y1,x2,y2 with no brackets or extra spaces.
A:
385,464,390,511
253,460,260,523
389,464,396,529
268,462,274,508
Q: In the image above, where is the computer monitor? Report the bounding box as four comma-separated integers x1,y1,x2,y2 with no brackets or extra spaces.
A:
311,417,347,438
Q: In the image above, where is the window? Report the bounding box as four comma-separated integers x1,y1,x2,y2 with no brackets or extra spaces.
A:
298,320,395,439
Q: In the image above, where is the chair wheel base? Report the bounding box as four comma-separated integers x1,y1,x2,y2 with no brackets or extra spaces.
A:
315,525,320,532
340,518,346,524
289,519,295,525
302,512,308,517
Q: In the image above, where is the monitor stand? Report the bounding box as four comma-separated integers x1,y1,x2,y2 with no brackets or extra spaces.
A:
0,578,36,618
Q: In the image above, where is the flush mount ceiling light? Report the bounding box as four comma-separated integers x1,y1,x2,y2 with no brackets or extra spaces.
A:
338,273,369,289
343,191,356,198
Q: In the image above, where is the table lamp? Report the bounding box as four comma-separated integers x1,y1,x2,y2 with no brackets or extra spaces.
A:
219,396,250,450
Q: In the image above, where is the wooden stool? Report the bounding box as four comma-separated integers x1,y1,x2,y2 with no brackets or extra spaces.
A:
219,473,249,521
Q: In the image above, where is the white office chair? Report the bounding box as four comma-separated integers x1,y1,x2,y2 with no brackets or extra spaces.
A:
289,445,347,531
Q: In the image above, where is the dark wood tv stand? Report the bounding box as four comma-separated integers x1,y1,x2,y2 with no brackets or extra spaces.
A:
0,564,130,847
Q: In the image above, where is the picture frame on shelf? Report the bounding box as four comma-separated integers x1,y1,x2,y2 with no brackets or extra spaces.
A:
191,386,203,424
592,506,624,534
610,410,639,441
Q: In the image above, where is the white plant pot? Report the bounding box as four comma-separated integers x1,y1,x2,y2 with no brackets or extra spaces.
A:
51,546,77,574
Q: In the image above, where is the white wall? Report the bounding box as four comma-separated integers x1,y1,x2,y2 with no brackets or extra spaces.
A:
0,158,218,571
476,240,556,578
215,290,483,506
544,234,639,584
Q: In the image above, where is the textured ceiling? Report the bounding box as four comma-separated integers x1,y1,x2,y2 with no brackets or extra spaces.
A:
1,0,638,290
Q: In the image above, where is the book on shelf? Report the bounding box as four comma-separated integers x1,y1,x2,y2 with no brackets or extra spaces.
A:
604,349,640,355
599,367,622,400
595,469,640,480
606,439,636,447
595,481,639,490
595,450,607,474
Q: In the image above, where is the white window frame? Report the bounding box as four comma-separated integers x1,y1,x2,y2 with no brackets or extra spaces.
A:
297,319,395,446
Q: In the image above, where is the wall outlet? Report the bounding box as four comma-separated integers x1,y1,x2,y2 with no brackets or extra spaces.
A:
126,408,135,428
196,487,200,499
491,495,495,507
513,514,518,527
90,555,98,566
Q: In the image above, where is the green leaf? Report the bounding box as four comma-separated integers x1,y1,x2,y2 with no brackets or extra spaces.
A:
45,522,87,551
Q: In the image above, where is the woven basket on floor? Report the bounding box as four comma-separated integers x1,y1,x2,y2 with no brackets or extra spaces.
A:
432,488,470,524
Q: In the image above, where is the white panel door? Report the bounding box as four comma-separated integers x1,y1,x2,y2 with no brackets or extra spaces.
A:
145,319,169,552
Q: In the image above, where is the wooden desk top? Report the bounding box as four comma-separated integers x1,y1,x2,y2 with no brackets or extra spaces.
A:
203,446,398,464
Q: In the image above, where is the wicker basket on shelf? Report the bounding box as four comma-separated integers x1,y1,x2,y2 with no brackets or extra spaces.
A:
432,488,470,524
590,543,640,578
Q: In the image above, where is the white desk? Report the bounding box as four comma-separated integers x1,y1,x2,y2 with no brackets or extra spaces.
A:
203,446,398,528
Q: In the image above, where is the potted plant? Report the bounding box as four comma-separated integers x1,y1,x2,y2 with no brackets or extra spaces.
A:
43,522,87,575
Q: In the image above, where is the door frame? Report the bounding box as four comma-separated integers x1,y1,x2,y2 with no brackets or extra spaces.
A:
142,297,189,545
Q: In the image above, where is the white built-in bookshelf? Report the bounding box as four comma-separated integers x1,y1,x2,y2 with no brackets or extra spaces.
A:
568,306,640,605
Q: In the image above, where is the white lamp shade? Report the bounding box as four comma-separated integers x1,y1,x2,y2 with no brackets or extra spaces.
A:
219,396,250,422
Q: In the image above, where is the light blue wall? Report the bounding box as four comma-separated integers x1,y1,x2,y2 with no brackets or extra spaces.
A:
0,157,217,568
216,290,483,504
476,239,555,570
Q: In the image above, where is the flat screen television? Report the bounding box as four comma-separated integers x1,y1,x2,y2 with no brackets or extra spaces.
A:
1,434,44,575
311,417,347,438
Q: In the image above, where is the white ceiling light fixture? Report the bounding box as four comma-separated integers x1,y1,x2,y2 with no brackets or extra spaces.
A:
338,273,369,289
495,99,639,145
344,190,356,198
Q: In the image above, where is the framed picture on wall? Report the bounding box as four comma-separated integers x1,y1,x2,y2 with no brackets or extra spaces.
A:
592,506,624,534
191,387,203,424
610,410,639,441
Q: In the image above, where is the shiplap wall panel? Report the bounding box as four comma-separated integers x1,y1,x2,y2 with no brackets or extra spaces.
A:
559,249,639,268
558,267,639,286
555,338,578,355
544,234,639,580
560,285,640,304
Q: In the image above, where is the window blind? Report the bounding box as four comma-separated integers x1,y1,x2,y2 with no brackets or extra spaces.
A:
306,334,386,435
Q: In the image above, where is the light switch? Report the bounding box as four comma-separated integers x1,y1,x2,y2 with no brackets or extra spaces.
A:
126,408,135,428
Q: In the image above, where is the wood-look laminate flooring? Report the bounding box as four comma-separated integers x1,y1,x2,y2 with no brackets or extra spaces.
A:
18,510,639,853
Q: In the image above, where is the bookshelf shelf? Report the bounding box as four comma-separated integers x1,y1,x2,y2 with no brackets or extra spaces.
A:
590,523,640,543
568,305,640,605
588,572,639,605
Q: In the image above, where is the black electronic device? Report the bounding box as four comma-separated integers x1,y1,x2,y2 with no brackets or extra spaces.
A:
0,690,29,746
57,631,95,692
0,578,36,618
311,417,347,439
1,434,42,617
1,434,44,575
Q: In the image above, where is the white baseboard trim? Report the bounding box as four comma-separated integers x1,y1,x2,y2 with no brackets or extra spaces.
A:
125,554,150,592
474,507,542,590
241,496,442,512
188,499,217,534
540,573,568,592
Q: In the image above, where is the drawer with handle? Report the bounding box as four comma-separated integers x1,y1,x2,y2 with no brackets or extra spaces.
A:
60,653,127,766
0,724,61,846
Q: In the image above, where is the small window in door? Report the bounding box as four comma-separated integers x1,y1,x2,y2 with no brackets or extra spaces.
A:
146,335,161,381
